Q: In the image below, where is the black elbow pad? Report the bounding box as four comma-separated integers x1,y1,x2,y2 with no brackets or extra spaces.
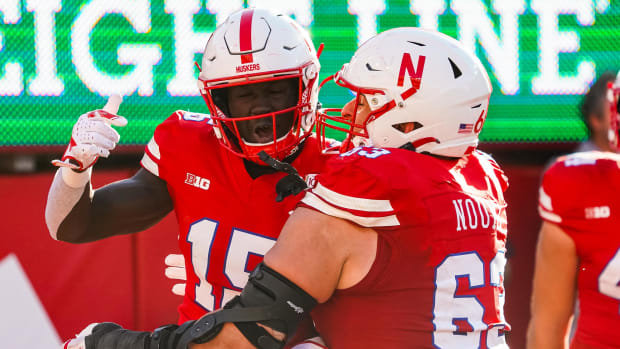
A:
178,262,317,349
232,262,317,347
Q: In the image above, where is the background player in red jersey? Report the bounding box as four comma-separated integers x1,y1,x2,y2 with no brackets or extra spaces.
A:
62,27,510,349
527,75,620,349
46,8,328,345
574,71,619,153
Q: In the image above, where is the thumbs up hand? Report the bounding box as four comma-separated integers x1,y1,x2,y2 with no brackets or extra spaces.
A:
52,95,127,172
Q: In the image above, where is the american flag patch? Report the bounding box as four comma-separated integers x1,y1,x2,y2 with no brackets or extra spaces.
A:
458,123,473,134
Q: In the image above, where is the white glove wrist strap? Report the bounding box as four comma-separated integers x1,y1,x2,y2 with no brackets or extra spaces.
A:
60,166,92,188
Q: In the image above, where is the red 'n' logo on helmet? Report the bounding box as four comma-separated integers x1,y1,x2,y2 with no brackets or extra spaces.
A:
397,53,426,89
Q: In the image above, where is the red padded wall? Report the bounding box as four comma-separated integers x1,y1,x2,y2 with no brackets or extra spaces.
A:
133,213,181,330
502,164,545,349
0,171,136,340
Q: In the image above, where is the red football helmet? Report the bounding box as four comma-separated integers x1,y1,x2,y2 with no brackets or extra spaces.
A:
197,8,321,163
317,27,492,158
607,72,620,151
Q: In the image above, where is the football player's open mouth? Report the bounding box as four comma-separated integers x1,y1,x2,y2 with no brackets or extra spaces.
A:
252,122,274,143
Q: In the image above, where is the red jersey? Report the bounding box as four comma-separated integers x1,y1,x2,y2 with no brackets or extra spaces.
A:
539,151,620,349
140,111,328,323
300,147,510,349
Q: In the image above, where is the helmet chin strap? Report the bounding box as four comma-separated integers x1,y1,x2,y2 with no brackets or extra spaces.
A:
351,135,372,148
608,129,618,150
339,135,371,153
258,151,308,202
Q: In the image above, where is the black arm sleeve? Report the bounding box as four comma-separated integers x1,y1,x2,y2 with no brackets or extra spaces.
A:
56,168,174,243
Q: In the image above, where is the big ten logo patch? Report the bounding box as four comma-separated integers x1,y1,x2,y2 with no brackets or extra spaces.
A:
585,206,610,219
185,173,210,190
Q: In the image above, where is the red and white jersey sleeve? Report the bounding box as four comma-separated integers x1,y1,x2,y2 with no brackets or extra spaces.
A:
140,111,214,180
302,147,510,348
539,151,620,349
301,148,400,228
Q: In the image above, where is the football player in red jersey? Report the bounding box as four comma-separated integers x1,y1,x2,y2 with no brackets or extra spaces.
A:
62,27,510,349
46,8,328,346
575,72,619,153
527,75,620,349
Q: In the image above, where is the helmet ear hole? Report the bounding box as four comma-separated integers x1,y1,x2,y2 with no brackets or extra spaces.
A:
392,121,423,134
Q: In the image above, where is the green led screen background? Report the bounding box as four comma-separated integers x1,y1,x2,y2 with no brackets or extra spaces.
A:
0,0,619,149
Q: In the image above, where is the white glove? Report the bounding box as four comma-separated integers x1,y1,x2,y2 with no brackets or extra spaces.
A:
61,322,99,349
165,254,186,296
52,95,126,172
